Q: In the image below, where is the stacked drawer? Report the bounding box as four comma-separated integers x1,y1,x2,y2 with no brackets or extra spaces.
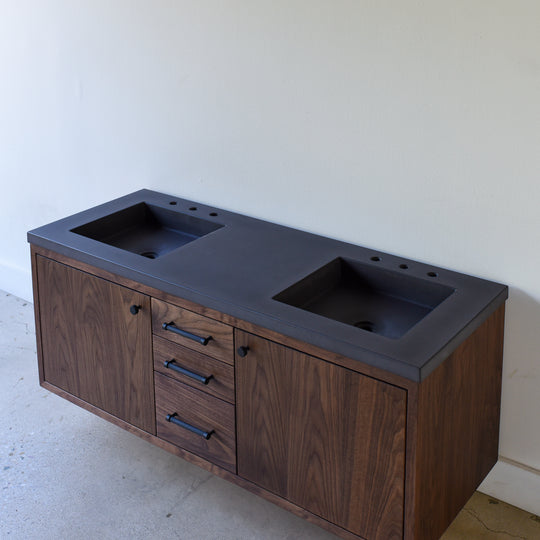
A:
151,298,236,473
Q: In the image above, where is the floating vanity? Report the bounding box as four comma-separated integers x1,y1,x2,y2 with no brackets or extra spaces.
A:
28,189,507,540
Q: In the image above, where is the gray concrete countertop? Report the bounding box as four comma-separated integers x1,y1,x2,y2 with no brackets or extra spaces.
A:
28,189,507,381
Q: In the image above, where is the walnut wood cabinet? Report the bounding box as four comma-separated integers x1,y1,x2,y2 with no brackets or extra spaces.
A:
31,246,505,540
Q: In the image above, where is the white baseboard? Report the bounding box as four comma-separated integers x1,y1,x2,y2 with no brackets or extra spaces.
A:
479,457,540,516
0,260,33,302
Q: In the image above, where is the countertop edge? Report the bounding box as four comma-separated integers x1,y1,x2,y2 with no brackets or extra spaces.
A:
418,287,508,381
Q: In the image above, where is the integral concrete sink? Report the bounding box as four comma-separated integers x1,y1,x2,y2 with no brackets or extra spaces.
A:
273,257,455,339
71,202,223,259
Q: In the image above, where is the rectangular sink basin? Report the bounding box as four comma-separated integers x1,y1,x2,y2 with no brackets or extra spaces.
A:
71,203,223,259
273,257,455,339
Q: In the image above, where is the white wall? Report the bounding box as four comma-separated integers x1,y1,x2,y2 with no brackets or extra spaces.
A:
1,0,539,508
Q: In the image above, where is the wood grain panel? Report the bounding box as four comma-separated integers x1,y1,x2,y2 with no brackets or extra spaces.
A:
36,255,155,433
410,306,505,540
153,336,235,403
155,372,236,473
152,298,234,364
236,330,406,540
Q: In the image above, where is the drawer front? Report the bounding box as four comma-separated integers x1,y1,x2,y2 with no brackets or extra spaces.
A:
152,298,233,365
155,372,236,473
154,336,234,404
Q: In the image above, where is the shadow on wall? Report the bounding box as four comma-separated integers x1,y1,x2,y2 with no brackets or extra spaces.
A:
503,288,540,380
499,287,540,467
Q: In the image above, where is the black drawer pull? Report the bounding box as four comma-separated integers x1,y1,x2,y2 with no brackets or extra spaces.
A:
164,359,213,385
166,413,214,440
162,322,212,346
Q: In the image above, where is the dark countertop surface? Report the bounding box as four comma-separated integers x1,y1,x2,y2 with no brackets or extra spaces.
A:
28,189,508,381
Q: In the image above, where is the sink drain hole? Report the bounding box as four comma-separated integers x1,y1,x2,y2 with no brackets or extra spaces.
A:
354,320,375,332
140,251,158,259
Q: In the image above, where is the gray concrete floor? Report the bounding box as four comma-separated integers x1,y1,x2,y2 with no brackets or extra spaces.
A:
2,291,539,539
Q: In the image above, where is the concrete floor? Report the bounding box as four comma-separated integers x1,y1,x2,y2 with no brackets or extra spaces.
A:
1,291,539,539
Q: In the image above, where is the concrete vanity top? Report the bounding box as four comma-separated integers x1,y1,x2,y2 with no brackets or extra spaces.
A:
28,189,508,381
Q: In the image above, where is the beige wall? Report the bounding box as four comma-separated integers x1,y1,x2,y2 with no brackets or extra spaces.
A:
1,0,539,500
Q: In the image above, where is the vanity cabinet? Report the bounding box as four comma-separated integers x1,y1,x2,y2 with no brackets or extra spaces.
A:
31,246,505,540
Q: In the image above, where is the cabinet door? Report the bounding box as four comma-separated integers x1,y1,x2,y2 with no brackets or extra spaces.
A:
236,331,406,540
36,256,155,433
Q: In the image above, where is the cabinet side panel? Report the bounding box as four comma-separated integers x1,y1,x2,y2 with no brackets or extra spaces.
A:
36,255,155,434
413,305,505,540
236,330,406,540
30,247,45,385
